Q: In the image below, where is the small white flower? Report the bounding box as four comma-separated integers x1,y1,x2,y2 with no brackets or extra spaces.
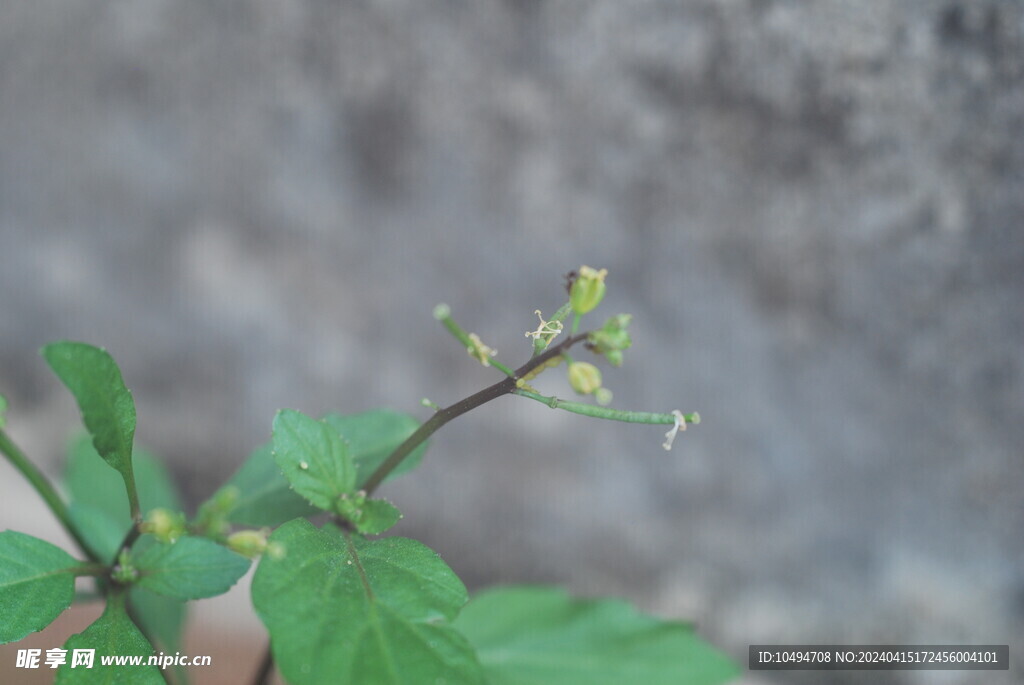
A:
466,333,497,366
525,310,563,345
662,410,686,451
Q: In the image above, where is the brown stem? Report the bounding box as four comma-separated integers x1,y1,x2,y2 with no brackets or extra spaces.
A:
361,333,590,495
252,644,275,685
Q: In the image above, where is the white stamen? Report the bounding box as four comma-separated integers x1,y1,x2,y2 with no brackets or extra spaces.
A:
662,410,686,451
525,310,563,343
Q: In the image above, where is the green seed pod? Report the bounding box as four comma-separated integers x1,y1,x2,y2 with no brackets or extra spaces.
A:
567,361,602,395
569,266,608,314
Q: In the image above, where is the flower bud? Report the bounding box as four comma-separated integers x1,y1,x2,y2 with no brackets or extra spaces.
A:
209,486,240,513
588,314,632,366
141,508,186,544
112,550,139,584
335,489,368,524
569,266,608,314
567,361,602,395
432,303,451,320
227,529,271,559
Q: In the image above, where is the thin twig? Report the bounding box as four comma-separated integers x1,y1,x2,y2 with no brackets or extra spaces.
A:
361,332,591,495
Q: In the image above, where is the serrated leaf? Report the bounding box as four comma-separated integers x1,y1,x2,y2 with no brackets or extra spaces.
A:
65,436,183,562
321,410,427,485
453,586,739,685
0,531,79,643
354,498,402,535
220,443,318,527
220,410,426,527
135,536,250,600
252,520,483,685
271,410,355,511
42,342,138,503
56,593,163,684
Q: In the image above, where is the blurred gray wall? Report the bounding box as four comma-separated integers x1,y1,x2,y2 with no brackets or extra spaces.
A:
1,2,1021,683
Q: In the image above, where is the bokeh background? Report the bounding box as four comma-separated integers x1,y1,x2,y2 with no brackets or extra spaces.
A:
1,1,1021,683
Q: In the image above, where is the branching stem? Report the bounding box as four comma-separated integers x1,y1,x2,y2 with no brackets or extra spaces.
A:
115,522,143,561
362,332,591,495
0,429,97,562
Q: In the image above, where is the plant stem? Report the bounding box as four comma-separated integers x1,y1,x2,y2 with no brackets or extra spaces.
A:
253,644,275,685
73,562,110,576
362,332,591,495
433,305,516,378
513,389,700,426
115,521,143,560
0,429,97,561
125,476,142,525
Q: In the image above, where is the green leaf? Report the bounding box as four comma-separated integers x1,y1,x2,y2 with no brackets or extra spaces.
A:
0,393,7,427
453,586,739,685
219,410,426,527
252,519,483,685
134,448,183,513
129,588,189,685
321,410,427,485
335,492,403,535
129,586,186,653
220,443,318,527
64,436,183,562
271,410,356,511
135,536,250,600
0,531,78,643
56,593,163,684
42,342,138,512
353,498,403,535
123,549,189,671
67,503,125,565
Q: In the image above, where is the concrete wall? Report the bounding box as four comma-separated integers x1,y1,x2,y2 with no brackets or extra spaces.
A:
1,2,1021,683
